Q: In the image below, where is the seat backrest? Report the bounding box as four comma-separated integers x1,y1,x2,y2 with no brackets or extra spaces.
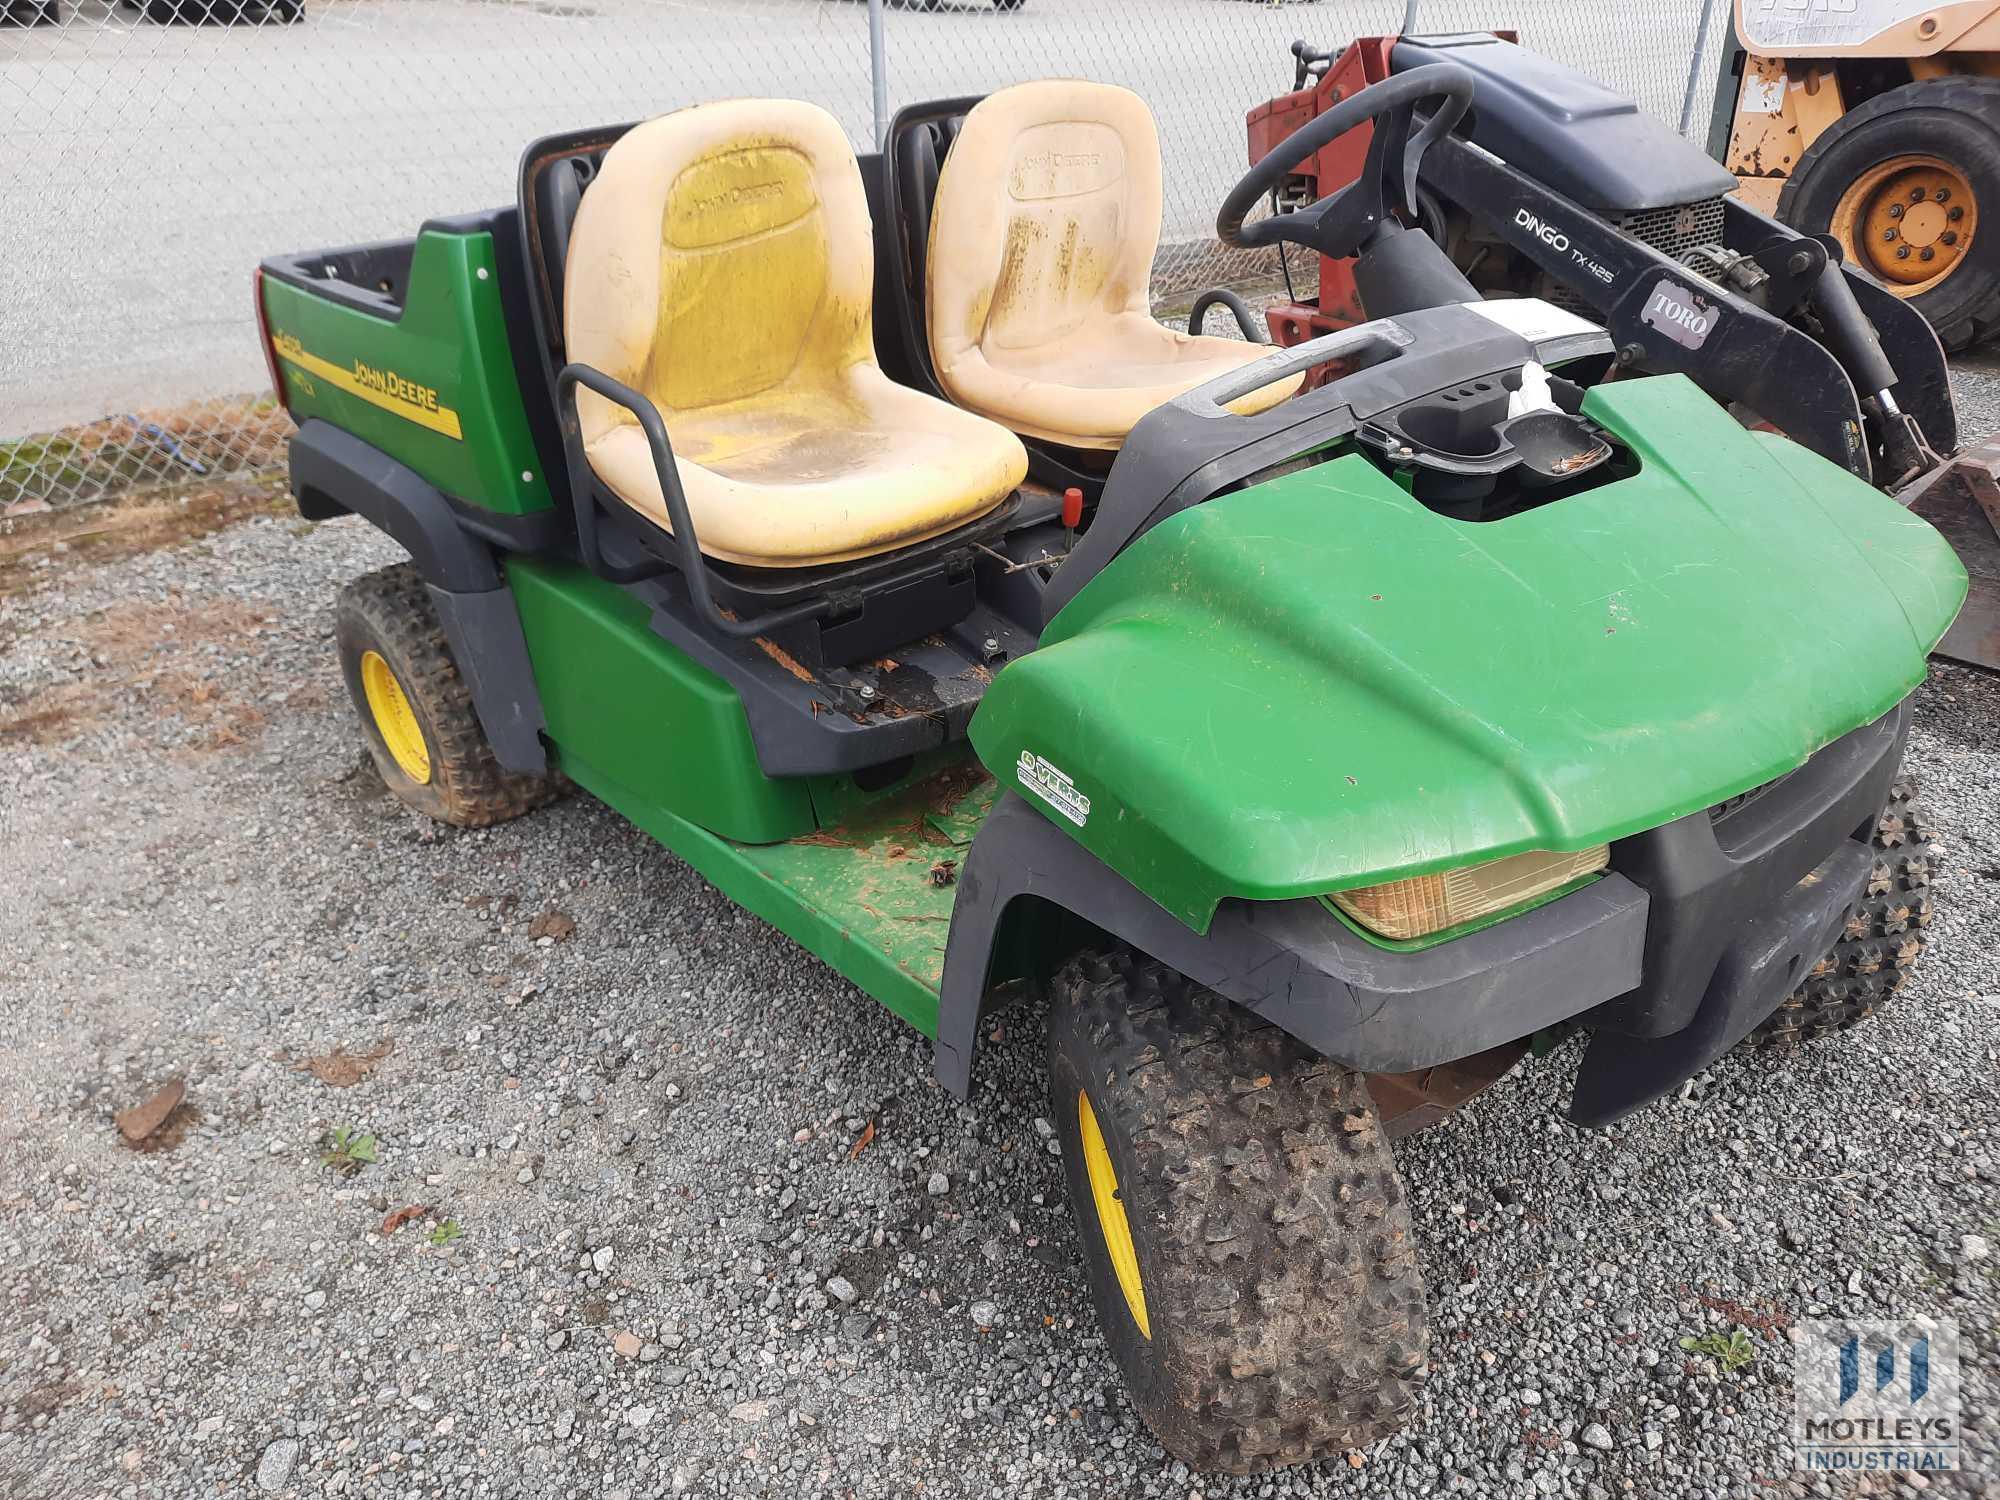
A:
563,99,876,448
893,116,954,367
925,80,1163,387
536,153,595,330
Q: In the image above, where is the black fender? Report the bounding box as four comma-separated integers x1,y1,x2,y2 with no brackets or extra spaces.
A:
292,419,500,591
931,792,1648,1099
290,419,548,774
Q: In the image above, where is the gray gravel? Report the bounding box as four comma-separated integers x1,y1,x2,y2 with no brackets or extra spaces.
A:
2,365,1999,1499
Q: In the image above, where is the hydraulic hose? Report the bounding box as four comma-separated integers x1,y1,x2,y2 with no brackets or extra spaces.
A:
1188,287,1270,343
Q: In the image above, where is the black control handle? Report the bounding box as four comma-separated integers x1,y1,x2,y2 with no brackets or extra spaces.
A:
1218,64,1476,262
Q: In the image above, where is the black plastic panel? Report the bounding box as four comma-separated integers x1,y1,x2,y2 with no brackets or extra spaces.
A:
1392,34,1738,212
933,793,1649,1099
261,238,417,322
1042,301,1614,622
290,419,500,594
1586,702,1908,1041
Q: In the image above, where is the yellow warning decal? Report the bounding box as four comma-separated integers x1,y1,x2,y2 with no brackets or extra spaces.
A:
273,332,463,440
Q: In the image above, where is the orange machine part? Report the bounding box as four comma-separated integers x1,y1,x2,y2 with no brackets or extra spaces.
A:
1244,33,1518,383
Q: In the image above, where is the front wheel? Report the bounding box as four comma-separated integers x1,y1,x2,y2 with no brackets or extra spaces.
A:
1047,950,1428,1474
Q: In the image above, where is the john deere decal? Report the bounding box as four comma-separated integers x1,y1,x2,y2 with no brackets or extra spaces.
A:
272,332,463,439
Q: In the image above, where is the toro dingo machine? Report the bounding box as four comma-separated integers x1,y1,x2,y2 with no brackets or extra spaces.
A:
1246,29,1999,669
257,62,1964,1471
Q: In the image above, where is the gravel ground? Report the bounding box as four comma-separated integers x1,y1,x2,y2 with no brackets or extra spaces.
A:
2,369,1998,1500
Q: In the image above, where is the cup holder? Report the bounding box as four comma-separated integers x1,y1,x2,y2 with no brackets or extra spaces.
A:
1380,381,1513,459
1372,381,1610,480
1397,401,1505,458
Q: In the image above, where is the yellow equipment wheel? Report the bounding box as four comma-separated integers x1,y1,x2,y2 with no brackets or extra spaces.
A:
1828,154,1975,298
358,649,432,785
1781,77,2000,353
334,563,561,828
1076,1087,1150,1340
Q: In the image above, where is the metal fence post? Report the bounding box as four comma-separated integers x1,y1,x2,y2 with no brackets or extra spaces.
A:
869,0,890,147
1678,0,1721,136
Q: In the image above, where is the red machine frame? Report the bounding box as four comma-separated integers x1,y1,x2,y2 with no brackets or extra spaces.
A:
1244,33,1516,349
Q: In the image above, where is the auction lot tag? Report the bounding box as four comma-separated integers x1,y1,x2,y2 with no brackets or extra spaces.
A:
1793,1318,1960,1474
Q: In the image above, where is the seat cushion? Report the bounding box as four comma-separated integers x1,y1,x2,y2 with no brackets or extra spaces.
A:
582,364,1027,567
940,309,1298,447
564,98,1026,567
926,79,1301,450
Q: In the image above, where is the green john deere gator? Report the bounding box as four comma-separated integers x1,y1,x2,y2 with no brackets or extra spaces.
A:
256,63,1966,1473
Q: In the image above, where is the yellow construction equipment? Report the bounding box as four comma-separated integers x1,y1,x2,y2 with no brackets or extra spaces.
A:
1714,0,2000,352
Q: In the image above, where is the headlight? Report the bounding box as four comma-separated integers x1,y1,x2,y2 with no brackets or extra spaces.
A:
1328,845,1610,941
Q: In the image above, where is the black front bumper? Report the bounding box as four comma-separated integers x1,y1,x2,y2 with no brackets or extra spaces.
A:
936,703,1909,1127
1193,701,1902,1127
1564,700,1907,1125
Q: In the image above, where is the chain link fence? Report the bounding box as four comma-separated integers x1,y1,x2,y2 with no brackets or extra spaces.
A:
1,0,1724,513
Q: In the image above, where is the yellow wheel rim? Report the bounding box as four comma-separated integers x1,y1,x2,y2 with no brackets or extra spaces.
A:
1078,1089,1150,1340
359,649,431,784
1829,153,1976,297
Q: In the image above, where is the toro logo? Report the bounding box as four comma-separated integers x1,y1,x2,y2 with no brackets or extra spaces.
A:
1513,207,1569,253
1640,279,1718,350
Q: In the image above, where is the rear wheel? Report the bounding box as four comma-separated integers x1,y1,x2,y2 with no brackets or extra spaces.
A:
1047,949,1428,1474
335,563,560,828
1744,781,1934,1050
1780,78,2000,352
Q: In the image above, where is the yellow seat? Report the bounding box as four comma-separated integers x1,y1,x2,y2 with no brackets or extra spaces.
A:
925,79,1303,451
564,99,1028,569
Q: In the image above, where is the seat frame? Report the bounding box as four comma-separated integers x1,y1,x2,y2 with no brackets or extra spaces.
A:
878,99,1117,500
521,124,1045,673
556,360,1029,666
879,98,1284,496
504,104,1306,778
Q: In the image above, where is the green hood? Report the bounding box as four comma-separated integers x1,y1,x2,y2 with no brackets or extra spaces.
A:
969,375,1966,932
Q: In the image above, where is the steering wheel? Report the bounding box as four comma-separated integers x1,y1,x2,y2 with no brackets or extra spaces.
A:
1217,62,1476,262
